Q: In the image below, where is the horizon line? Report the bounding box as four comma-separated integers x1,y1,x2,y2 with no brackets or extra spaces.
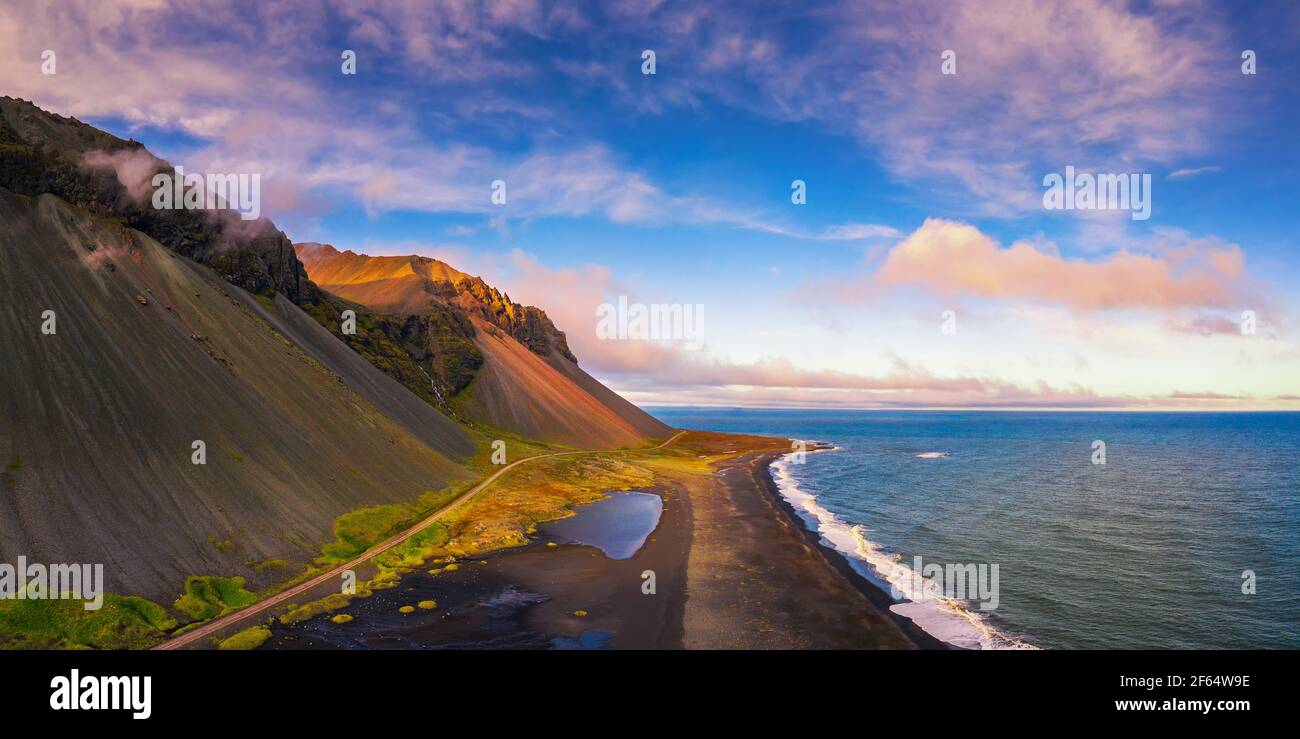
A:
640,404,1300,413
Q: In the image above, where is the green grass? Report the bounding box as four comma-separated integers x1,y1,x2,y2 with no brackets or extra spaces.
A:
172,575,259,622
216,625,271,650
208,535,238,553
316,487,457,567
280,591,360,625
371,523,451,571
246,558,288,573
0,595,176,650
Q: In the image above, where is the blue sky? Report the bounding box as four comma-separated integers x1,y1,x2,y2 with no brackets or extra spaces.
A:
5,0,1300,408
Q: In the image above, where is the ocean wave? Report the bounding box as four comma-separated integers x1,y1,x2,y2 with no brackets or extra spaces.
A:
770,450,1036,650
914,451,949,459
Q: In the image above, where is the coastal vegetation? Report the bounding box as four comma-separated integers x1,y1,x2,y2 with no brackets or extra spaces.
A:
172,576,259,622
0,595,176,650
0,431,785,650
217,625,271,650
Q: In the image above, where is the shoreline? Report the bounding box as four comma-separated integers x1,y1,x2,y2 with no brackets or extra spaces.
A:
682,442,937,649
253,430,945,650
763,444,1040,650
749,450,951,650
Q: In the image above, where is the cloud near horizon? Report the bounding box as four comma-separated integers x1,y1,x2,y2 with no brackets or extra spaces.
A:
333,233,1298,410
840,218,1251,312
380,240,1091,404
392,241,1262,410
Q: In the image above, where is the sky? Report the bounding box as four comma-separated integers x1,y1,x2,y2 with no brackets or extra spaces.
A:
3,0,1300,409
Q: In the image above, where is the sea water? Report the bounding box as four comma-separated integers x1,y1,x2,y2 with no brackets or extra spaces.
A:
648,408,1300,650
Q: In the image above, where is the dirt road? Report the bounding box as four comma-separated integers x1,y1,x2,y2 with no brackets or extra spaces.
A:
153,431,687,650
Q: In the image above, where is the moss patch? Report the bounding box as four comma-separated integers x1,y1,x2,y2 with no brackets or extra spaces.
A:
172,575,259,622
208,535,238,553
316,488,457,567
0,595,176,650
246,558,289,573
280,591,362,625
217,625,271,650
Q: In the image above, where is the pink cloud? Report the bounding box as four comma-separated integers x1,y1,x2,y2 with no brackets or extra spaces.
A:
863,218,1248,311
1163,314,1242,336
1166,390,1246,401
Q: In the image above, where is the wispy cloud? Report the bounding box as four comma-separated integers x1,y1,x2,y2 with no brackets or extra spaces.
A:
585,0,1240,215
1167,165,1223,180
0,0,790,232
752,221,901,242
1,0,1247,224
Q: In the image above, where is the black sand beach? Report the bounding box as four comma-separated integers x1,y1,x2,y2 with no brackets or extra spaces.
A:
261,445,941,650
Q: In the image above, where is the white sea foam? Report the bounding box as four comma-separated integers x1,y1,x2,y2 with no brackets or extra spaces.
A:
914,451,949,459
770,449,1036,650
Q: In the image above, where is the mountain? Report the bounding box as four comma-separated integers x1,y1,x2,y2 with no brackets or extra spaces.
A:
294,243,671,447
0,96,667,611
0,188,472,602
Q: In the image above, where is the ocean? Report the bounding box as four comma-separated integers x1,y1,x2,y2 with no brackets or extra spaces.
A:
647,408,1300,650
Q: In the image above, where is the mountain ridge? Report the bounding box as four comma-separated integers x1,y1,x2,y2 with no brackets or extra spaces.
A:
296,241,577,363
294,242,671,446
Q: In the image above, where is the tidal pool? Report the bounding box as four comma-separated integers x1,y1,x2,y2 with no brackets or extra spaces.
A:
541,490,663,560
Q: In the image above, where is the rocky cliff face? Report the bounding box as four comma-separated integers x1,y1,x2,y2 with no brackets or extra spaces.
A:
297,242,577,364
288,242,674,445
294,242,580,408
454,275,578,363
0,96,316,304
298,292,484,411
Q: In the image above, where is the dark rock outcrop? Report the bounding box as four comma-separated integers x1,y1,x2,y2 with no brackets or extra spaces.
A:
0,96,316,304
